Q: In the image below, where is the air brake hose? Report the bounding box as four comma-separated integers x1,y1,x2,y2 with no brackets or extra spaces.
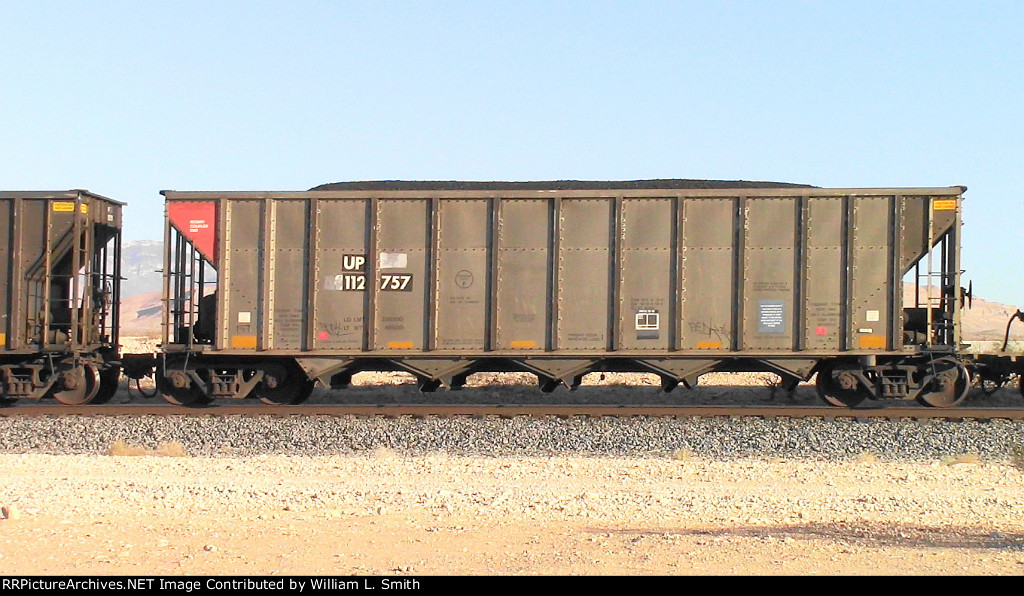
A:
1001,310,1024,351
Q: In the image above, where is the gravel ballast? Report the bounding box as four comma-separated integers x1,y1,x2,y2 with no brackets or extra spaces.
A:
1,414,1022,462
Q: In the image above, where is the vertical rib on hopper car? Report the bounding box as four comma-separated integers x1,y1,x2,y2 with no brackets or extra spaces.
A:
158,182,967,408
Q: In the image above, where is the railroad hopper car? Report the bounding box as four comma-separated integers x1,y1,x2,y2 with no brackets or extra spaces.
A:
0,191,124,404
157,181,970,408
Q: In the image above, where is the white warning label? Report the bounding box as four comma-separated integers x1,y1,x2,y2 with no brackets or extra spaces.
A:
758,300,785,334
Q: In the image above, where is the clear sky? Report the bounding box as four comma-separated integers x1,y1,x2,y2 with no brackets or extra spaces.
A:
2,1,1023,304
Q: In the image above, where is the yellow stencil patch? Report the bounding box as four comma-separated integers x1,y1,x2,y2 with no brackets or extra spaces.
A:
231,335,258,349
933,199,957,211
387,341,414,349
52,202,88,213
510,340,537,349
859,335,887,349
696,341,723,349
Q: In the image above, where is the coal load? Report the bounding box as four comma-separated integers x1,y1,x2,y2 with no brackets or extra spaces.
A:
309,179,815,191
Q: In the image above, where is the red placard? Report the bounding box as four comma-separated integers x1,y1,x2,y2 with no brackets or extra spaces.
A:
167,202,218,263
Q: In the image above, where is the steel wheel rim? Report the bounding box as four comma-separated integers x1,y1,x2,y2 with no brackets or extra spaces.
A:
258,380,314,405
917,358,971,408
815,363,868,407
90,366,122,405
157,373,213,407
53,364,100,405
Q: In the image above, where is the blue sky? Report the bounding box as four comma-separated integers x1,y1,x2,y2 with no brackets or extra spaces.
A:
2,1,1023,303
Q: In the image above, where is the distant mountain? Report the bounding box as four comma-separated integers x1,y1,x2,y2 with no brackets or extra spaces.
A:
117,241,163,337
119,290,162,337
121,240,164,297
957,295,1024,341
902,283,1024,341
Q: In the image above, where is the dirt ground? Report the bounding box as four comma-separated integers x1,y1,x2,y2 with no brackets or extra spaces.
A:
2,452,1024,576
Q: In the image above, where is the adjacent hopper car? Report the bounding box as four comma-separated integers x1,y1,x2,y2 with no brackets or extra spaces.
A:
3,181,1020,408
0,191,124,405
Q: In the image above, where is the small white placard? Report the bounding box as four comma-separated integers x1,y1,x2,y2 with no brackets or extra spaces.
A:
866,310,880,322
379,252,408,269
238,311,251,324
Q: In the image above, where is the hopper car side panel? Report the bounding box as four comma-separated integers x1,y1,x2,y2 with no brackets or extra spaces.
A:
157,185,968,408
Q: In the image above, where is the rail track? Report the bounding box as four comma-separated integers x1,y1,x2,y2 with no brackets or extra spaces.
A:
2,403,1023,420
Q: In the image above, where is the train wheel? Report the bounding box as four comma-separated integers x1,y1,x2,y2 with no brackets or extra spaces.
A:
90,366,122,405
159,384,212,407
255,363,314,405
257,379,314,405
815,362,869,407
157,372,213,407
917,358,971,408
53,363,101,405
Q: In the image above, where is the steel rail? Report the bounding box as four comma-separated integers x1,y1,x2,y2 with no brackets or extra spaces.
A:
1,404,1023,420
